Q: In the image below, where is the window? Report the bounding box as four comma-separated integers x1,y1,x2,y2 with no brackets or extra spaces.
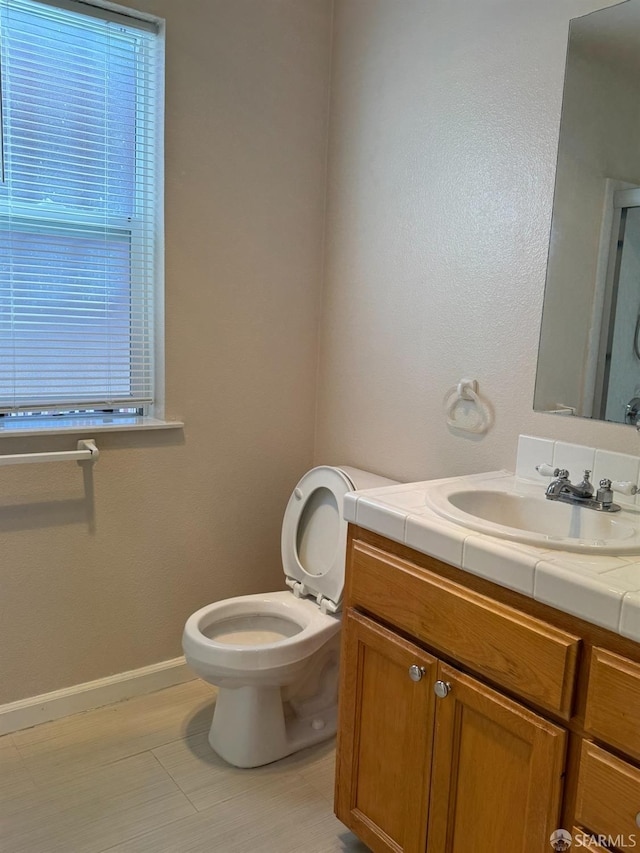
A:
0,0,163,427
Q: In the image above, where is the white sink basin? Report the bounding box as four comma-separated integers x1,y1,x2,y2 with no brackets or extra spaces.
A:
424,475,640,554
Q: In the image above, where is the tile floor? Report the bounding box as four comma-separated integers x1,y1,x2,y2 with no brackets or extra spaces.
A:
0,680,368,853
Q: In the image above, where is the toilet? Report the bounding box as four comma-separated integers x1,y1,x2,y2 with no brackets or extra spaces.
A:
182,465,396,768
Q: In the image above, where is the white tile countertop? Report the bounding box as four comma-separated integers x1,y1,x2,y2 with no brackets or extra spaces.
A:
344,470,640,643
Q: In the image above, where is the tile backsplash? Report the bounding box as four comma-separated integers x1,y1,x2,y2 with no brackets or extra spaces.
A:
516,435,640,507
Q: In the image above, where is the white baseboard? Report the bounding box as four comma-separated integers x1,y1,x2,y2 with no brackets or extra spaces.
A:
0,656,194,736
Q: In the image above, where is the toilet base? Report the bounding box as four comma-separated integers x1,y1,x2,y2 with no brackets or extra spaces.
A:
208,684,337,768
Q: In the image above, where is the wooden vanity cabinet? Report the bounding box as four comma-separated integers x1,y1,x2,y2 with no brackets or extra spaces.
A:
335,527,640,853
336,608,566,853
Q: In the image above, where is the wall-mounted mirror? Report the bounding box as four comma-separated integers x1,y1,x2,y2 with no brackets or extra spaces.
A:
534,0,640,425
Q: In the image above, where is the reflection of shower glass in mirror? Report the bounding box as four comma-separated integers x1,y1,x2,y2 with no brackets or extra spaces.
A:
535,0,640,425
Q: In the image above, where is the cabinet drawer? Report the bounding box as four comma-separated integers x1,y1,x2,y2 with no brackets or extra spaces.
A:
347,540,580,717
585,648,640,761
575,741,640,844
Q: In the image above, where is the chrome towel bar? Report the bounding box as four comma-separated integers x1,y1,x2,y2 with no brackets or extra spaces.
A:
0,438,99,467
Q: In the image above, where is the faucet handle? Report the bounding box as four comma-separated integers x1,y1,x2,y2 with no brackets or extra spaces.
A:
596,479,615,509
535,464,573,479
535,463,555,477
536,463,565,478
611,480,639,496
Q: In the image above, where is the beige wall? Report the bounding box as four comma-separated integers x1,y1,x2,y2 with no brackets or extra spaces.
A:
315,0,638,484
0,0,333,705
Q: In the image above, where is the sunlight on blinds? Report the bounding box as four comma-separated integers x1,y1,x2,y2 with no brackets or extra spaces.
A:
0,0,161,414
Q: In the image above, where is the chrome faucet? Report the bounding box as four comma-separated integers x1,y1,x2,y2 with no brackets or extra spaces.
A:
545,469,620,512
546,469,592,500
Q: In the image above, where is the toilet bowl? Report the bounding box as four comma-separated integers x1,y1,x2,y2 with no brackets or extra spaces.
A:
182,465,396,768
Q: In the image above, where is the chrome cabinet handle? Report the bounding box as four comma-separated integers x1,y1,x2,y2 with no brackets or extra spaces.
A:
434,680,452,698
408,665,426,682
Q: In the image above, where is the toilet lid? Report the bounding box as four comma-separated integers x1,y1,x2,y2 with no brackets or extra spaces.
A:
281,466,356,610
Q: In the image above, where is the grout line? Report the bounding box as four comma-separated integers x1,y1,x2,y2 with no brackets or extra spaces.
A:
149,744,203,811
147,749,198,806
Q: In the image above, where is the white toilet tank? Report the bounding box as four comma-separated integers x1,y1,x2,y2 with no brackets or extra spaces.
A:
338,466,398,492
281,465,397,613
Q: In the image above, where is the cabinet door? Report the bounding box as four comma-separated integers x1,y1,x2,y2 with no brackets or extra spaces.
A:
426,662,567,853
335,609,437,853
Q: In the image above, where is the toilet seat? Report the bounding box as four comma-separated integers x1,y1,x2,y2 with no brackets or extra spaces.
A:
182,591,340,676
281,466,356,612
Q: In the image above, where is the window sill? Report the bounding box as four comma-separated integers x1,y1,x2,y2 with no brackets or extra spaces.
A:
0,416,184,438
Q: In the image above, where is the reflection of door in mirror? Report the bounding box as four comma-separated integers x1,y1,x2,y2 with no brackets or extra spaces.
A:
593,189,640,423
534,0,640,426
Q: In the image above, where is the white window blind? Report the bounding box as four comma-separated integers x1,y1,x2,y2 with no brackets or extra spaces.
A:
0,0,161,417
